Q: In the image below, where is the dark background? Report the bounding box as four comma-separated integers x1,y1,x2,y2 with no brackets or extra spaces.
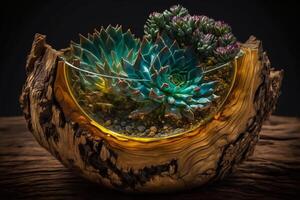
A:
0,0,299,117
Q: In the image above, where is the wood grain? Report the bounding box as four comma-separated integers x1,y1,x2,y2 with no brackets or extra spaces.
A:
0,115,299,199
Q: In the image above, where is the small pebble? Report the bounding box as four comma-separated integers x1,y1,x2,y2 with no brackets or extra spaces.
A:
137,125,146,132
148,131,156,137
148,126,157,136
121,121,126,127
149,126,157,133
125,125,132,132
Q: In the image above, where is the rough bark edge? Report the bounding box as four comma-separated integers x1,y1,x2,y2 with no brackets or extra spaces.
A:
213,36,283,181
73,125,178,190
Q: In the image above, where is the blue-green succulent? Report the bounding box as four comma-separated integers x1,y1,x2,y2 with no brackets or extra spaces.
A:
70,25,140,92
69,25,218,121
120,34,219,121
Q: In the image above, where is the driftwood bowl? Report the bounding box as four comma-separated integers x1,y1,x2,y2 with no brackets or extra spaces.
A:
20,34,282,192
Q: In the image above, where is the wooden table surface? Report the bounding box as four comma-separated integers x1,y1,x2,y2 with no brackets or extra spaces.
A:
0,115,300,199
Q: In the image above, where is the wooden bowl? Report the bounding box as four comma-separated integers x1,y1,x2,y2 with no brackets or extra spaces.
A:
19,34,283,192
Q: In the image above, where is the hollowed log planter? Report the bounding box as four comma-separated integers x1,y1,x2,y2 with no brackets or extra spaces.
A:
20,34,283,192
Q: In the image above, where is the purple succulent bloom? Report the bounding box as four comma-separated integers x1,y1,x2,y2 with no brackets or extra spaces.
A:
171,16,181,23
214,43,240,61
219,33,236,46
150,12,161,18
214,21,231,34
144,5,240,65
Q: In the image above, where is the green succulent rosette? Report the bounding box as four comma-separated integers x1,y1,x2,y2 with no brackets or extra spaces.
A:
69,25,218,121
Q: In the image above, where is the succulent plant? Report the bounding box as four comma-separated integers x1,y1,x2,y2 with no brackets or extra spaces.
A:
120,34,218,121
70,25,140,93
144,5,240,66
69,26,218,121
